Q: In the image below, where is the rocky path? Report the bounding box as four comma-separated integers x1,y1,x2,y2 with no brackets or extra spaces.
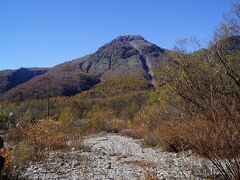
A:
21,134,213,180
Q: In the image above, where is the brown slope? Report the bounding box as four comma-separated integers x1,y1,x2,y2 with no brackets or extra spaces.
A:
0,67,47,94
2,72,100,102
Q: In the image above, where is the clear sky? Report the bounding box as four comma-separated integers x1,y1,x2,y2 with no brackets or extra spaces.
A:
0,0,231,70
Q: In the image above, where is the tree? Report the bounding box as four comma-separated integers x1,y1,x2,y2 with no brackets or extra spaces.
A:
212,1,240,101
214,0,240,40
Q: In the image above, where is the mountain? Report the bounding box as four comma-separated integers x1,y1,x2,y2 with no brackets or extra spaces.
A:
2,72,100,102
0,68,47,94
1,35,166,102
73,35,165,81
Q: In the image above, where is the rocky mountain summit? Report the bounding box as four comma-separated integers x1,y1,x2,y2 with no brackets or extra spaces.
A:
79,35,165,81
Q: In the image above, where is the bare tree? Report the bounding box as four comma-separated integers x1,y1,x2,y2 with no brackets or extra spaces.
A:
214,0,240,40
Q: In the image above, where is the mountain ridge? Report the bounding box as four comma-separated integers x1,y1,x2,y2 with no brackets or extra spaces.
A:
0,67,48,95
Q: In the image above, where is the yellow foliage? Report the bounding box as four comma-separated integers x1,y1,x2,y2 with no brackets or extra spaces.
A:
90,108,113,132
58,107,73,127
77,76,150,99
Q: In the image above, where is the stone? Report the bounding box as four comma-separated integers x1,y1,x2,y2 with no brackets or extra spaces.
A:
72,160,79,167
107,162,112,169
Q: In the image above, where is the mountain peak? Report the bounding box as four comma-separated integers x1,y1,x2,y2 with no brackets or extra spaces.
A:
96,35,155,54
114,35,145,42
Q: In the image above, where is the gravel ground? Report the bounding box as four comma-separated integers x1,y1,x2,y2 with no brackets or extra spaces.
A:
21,134,215,180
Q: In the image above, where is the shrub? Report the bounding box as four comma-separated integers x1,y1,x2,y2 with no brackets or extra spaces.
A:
179,103,240,179
111,117,127,133
89,108,113,133
3,118,89,177
12,141,36,164
132,108,185,152
119,129,142,139
5,128,24,145
58,107,73,128
140,121,184,152
24,119,68,151
3,119,69,172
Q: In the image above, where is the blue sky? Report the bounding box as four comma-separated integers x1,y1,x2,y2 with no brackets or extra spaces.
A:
0,0,231,70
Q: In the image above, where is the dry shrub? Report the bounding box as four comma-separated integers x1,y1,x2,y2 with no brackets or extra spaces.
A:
5,128,24,145
135,102,240,179
24,119,68,151
6,119,69,166
178,104,240,180
142,122,185,152
111,117,127,133
12,141,36,164
135,100,240,179
158,123,183,152
119,129,141,139
132,110,185,152
58,107,74,130
141,128,160,148
89,109,127,133
132,109,160,144
90,109,113,133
